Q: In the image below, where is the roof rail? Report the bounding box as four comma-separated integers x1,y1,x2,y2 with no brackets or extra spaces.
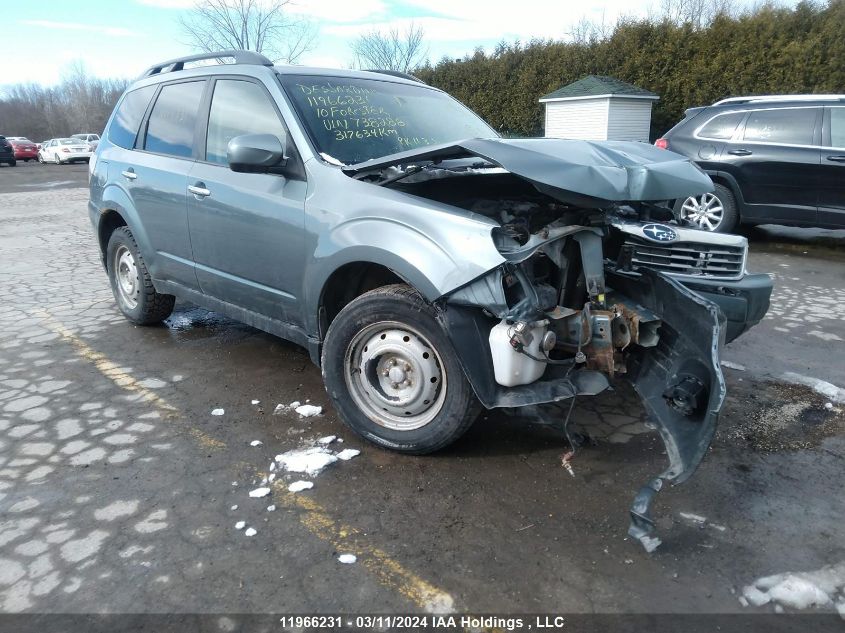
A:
364,69,425,84
713,94,845,106
140,50,273,78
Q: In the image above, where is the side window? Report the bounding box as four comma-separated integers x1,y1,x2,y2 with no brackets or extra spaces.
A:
206,79,287,165
742,108,816,145
144,81,205,158
108,85,156,149
697,112,745,140
829,108,845,148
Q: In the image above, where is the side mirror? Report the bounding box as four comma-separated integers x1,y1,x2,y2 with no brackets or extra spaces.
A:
227,133,288,174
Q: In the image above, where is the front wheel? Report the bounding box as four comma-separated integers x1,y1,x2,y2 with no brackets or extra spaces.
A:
321,284,480,454
106,226,175,325
673,183,738,233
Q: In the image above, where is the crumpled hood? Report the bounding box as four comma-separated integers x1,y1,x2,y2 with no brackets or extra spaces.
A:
343,137,713,206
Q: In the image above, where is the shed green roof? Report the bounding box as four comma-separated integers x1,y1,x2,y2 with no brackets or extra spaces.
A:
540,75,658,101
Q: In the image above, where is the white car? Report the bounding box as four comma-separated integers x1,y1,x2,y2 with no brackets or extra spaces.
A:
39,138,92,164
71,133,100,151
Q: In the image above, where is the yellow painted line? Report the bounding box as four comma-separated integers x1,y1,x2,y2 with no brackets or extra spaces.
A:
272,481,455,614
37,309,453,611
35,309,226,450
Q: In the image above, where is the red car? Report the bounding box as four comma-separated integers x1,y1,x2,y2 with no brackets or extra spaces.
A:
6,137,38,161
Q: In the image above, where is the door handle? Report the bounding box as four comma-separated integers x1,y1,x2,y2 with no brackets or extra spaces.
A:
121,169,137,180
188,183,211,197
826,155,845,163
727,149,752,156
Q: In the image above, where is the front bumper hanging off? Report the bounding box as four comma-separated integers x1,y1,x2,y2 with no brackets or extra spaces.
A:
610,269,726,551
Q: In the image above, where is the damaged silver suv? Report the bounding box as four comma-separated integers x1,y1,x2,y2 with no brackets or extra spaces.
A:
89,51,772,548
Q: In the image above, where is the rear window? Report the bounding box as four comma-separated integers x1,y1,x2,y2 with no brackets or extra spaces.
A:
144,81,205,158
742,108,817,145
697,112,745,140
829,108,845,147
108,85,156,149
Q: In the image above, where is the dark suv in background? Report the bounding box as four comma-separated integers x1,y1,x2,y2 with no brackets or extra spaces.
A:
656,95,845,232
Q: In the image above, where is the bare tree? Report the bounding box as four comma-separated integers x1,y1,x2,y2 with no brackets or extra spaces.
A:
0,61,128,141
351,23,428,73
658,0,735,29
179,0,316,63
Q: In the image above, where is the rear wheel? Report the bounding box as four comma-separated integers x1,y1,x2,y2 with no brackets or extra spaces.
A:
674,183,738,233
106,226,175,325
321,284,480,454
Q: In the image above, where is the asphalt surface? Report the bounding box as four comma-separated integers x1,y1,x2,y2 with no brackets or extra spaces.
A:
1,160,844,626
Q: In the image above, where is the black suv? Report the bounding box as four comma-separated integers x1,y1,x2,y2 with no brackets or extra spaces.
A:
656,95,845,232
0,136,16,166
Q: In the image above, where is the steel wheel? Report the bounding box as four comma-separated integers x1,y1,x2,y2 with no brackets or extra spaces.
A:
113,244,139,309
680,193,725,231
344,321,447,431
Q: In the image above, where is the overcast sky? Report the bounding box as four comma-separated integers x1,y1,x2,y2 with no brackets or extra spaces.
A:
5,0,794,86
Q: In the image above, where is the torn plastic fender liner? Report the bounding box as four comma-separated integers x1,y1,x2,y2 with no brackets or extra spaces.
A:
436,302,609,409
607,268,726,549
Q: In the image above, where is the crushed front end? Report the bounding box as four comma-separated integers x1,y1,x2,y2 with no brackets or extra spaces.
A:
438,210,768,551
348,138,773,549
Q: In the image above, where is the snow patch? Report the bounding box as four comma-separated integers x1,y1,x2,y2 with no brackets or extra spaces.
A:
288,480,314,493
275,447,337,476
781,372,845,404
211,408,224,416
235,521,245,530
295,404,322,417
248,487,271,498
249,440,263,447
679,512,707,524
338,554,357,564
317,435,337,445
251,400,260,405
244,527,257,537
267,505,276,512
230,505,238,511
741,561,845,611
720,360,746,371
336,448,360,461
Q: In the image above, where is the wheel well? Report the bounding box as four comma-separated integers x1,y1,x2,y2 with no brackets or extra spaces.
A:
97,210,127,260
320,262,404,334
708,174,742,213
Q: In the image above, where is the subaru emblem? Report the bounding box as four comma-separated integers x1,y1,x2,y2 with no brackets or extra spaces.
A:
642,224,678,243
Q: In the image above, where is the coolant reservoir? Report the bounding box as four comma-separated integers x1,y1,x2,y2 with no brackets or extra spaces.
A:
489,319,548,387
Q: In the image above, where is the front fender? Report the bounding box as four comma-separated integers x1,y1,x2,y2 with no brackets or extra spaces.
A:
303,216,504,335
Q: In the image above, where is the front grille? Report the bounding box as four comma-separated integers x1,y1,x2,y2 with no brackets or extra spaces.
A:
624,240,746,280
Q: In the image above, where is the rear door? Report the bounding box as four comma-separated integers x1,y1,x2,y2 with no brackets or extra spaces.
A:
819,106,845,228
124,79,207,289
724,106,821,225
187,76,306,324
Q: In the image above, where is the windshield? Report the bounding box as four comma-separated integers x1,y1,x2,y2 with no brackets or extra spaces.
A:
279,74,496,164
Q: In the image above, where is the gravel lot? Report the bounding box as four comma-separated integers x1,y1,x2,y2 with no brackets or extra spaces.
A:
1,160,843,628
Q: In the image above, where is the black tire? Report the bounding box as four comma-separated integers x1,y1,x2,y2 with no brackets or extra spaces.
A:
8,159,15,167
37,154,44,164
673,182,738,233
321,284,480,454
106,226,175,325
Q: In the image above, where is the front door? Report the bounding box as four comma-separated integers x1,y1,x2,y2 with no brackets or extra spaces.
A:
187,77,306,325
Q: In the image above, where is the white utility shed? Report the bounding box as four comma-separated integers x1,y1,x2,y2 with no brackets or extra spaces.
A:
540,75,659,142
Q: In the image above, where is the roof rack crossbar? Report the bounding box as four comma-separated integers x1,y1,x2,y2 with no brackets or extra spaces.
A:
713,94,845,106
140,49,273,78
